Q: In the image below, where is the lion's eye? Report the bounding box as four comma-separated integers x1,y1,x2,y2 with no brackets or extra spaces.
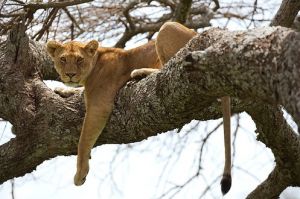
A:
77,57,84,64
60,57,66,64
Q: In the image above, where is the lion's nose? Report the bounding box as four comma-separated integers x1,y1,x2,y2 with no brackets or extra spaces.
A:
65,73,76,78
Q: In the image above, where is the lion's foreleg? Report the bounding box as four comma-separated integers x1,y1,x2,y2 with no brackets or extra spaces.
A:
74,101,112,186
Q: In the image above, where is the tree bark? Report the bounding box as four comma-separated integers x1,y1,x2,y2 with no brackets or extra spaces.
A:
173,0,193,23
270,0,300,27
246,104,300,198
0,25,300,198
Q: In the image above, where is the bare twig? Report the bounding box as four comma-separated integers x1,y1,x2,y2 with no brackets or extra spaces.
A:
24,0,93,10
32,8,59,40
198,122,223,172
232,114,240,163
212,0,220,12
10,179,15,199
63,7,84,35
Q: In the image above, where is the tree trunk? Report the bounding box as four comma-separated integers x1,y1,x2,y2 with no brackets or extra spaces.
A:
0,24,299,198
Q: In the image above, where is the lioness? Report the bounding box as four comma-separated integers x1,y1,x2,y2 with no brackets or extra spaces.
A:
47,22,231,194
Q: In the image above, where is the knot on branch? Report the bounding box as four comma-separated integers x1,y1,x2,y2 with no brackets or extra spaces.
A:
6,23,29,64
6,23,41,78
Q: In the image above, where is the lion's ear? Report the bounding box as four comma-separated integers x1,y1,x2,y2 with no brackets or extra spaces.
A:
84,40,99,56
46,40,62,57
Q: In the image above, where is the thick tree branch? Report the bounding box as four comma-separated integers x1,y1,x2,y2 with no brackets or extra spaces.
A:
185,27,300,130
173,0,193,23
29,41,59,80
246,103,300,199
270,0,300,27
0,26,300,199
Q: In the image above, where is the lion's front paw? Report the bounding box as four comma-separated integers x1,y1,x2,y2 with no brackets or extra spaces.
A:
130,68,160,79
54,87,81,98
130,69,148,79
74,166,89,186
74,156,89,186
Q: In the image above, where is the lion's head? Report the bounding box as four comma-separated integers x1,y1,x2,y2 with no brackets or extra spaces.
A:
46,40,99,86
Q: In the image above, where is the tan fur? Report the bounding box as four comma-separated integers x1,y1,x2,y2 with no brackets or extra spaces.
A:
47,39,160,186
47,22,231,193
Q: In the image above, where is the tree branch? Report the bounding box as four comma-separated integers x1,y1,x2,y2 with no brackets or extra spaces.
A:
186,27,300,130
114,2,212,47
246,103,300,198
0,26,299,199
23,0,94,10
270,0,300,27
173,0,193,23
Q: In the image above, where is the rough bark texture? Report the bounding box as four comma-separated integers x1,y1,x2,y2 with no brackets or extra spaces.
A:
0,25,300,198
246,104,300,198
270,0,300,27
173,0,193,23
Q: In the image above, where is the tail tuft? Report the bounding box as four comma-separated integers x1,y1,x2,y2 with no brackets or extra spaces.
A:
221,174,232,195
